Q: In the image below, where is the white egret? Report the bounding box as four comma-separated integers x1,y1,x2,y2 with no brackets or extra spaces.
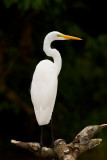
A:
30,31,82,146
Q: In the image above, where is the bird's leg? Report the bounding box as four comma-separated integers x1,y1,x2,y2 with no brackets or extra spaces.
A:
40,125,44,148
51,118,54,148
50,118,57,156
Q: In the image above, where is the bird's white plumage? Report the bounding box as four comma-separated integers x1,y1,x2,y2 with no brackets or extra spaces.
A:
31,60,58,125
30,31,81,126
30,31,63,126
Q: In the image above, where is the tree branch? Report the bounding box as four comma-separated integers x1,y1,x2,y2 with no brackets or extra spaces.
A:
11,124,107,160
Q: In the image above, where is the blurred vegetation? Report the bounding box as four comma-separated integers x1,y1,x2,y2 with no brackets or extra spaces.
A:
0,0,107,160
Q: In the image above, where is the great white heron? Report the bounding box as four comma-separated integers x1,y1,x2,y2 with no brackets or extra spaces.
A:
30,31,82,146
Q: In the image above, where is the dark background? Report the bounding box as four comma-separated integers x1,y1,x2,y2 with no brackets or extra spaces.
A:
0,0,107,159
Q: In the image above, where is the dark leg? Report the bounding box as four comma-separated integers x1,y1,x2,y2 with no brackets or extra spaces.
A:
51,118,54,148
50,118,57,156
40,125,44,147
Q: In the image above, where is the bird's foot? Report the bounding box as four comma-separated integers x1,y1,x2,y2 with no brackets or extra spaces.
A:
40,143,45,154
40,141,44,148
51,143,54,148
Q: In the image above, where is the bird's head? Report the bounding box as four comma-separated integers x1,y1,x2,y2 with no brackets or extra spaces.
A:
44,31,82,43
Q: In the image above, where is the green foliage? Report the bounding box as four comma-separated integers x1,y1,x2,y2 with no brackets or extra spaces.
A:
3,0,51,10
3,0,18,8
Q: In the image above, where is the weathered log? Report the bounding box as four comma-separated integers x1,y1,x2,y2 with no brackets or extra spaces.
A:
11,124,107,160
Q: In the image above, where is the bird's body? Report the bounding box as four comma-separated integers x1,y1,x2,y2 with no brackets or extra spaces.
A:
30,31,81,127
31,59,58,125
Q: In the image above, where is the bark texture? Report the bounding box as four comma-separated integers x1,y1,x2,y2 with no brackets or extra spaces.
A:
11,124,107,160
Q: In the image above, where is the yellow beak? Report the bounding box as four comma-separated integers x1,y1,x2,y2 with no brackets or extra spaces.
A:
58,34,82,40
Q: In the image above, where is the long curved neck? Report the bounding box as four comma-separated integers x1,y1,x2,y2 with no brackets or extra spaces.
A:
43,39,62,75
